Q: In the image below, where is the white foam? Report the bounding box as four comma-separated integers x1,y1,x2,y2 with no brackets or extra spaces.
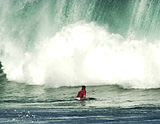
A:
1,21,160,88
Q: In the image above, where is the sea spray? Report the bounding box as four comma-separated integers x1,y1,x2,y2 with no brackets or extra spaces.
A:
129,0,160,40
1,21,160,88
1,0,160,88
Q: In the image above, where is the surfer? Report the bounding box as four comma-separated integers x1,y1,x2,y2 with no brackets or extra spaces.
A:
76,85,86,100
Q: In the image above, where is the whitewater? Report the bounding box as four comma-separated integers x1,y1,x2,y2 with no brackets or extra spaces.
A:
0,0,160,123
0,0,160,89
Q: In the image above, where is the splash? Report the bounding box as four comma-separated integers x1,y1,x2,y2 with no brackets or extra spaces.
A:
1,0,160,89
1,22,160,88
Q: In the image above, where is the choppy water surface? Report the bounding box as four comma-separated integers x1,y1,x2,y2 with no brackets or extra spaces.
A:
0,79,160,123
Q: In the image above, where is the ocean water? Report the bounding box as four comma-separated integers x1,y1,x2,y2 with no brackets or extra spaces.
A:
1,0,160,123
1,78,160,123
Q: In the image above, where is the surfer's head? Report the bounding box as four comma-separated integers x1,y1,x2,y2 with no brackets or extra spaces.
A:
82,85,86,90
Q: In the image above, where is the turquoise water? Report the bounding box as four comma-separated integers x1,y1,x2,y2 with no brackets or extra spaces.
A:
1,0,160,123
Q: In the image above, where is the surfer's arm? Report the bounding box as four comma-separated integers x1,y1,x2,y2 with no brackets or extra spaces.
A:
83,95,86,99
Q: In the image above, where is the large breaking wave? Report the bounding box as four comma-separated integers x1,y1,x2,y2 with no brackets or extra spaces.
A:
0,0,160,88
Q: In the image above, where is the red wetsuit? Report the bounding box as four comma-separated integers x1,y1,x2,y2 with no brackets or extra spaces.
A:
77,89,86,98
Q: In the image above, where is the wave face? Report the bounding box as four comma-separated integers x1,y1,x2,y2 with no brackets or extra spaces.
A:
0,0,160,88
